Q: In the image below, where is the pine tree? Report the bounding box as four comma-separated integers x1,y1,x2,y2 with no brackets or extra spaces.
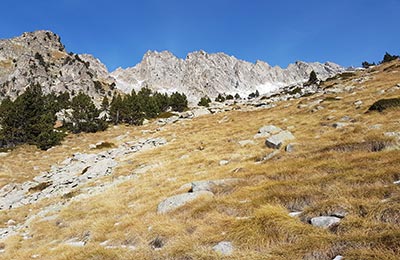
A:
234,93,241,99
170,92,188,112
69,92,107,133
215,94,226,102
110,94,124,124
381,52,399,63
101,96,109,111
198,96,211,107
122,90,144,125
308,70,318,84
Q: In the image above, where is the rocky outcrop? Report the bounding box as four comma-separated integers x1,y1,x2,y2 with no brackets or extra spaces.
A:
111,50,344,102
0,137,167,210
0,30,115,103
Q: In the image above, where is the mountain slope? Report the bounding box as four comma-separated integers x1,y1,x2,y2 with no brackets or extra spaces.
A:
0,60,399,259
111,50,344,102
0,31,115,103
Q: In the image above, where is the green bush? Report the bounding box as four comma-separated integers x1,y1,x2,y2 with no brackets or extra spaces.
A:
198,96,211,107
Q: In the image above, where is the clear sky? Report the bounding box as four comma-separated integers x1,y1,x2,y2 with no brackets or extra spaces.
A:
1,0,399,71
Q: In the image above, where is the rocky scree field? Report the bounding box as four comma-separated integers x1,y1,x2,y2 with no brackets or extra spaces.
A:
0,61,399,259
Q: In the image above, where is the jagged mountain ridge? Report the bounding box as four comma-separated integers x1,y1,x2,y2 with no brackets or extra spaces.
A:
0,30,116,103
0,30,344,104
111,50,344,101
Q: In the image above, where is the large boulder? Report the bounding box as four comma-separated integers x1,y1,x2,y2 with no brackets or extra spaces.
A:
157,191,213,214
265,131,295,149
254,125,282,139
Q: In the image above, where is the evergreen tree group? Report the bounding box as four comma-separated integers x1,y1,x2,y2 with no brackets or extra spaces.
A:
0,84,65,150
0,84,188,150
108,87,188,125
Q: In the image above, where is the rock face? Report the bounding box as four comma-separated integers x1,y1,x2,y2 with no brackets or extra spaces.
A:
111,50,344,102
0,137,167,210
0,30,115,103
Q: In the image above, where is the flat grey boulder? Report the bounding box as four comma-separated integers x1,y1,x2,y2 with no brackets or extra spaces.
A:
212,241,234,256
192,108,211,117
265,131,295,149
157,191,213,214
190,178,242,193
254,125,282,139
310,216,341,228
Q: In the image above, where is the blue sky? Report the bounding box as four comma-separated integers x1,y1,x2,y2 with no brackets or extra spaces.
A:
1,0,399,71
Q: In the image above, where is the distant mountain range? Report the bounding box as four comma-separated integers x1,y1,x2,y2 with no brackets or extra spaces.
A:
0,30,344,104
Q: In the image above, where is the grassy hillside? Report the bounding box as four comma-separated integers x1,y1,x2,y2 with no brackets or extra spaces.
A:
0,61,399,259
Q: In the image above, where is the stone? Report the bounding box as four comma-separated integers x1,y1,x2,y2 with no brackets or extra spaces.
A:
6,219,16,226
190,179,242,193
64,238,86,247
157,191,214,214
255,151,279,163
332,122,349,129
288,211,302,217
219,160,229,166
192,108,211,117
0,152,8,157
254,125,282,139
310,216,341,228
212,241,234,256
354,100,363,108
238,140,256,147
332,256,343,260
265,131,295,149
393,180,400,185
285,143,296,153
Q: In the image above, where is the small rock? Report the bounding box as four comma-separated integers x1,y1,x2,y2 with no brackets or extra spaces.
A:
149,236,165,249
65,238,86,247
6,219,16,226
285,143,296,153
289,211,302,217
265,131,295,149
255,151,279,163
157,191,214,214
212,241,234,256
393,180,400,185
219,160,229,166
310,216,341,228
332,122,349,129
0,152,8,157
354,100,363,108
180,154,189,159
332,256,343,260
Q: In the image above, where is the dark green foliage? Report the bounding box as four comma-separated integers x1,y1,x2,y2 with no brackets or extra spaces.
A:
198,96,211,107
138,87,160,118
362,61,376,68
234,93,241,99
101,96,109,111
368,98,400,112
215,94,226,102
308,70,318,84
226,94,234,100
0,84,65,150
381,52,399,64
68,92,108,133
169,92,188,112
109,88,187,125
248,90,260,99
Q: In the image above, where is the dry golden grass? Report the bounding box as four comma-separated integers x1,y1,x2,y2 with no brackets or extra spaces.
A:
0,61,400,259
